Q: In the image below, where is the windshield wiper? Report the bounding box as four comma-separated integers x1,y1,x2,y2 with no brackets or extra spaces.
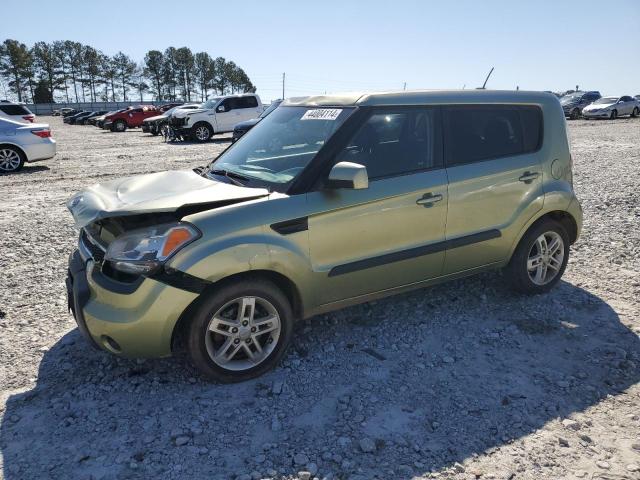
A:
210,168,250,187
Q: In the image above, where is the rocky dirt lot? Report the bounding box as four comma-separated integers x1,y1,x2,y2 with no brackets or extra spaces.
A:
0,117,639,480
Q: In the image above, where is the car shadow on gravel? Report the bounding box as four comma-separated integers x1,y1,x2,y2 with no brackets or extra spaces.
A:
0,165,50,176
2,277,639,479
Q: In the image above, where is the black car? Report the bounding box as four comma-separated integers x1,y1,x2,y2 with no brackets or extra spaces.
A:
61,109,80,118
69,111,100,125
64,111,90,124
231,99,282,142
560,91,601,119
81,111,108,125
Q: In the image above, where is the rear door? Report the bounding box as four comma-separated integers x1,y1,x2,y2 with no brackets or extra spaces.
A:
236,96,261,122
307,107,449,305
442,105,544,274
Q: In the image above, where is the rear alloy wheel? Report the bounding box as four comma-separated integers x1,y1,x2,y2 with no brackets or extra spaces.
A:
610,109,617,120
632,107,639,118
113,119,127,132
0,147,24,173
506,220,570,294
187,280,293,383
193,123,213,142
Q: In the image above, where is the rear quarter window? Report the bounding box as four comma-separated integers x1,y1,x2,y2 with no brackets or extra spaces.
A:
444,105,542,166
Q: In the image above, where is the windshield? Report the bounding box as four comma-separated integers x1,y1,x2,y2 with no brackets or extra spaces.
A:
259,101,281,119
560,94,582,104
594,97,618,104
208,106,353,190
202,97,222,109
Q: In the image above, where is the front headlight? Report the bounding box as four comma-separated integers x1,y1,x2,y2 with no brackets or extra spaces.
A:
105,222,200,275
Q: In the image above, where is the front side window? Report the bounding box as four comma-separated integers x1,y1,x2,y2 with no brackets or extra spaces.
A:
334,109,439,180
209,106,353,189
444,106,542,166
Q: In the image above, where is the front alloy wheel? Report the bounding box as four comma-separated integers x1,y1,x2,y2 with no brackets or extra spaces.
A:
206,297,281,371
194,123,212,142
187,279,293,383
0,147,24,173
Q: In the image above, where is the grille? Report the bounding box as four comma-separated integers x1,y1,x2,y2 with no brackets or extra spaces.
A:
169,116,186,127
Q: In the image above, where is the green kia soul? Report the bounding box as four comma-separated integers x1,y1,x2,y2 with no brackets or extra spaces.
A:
66,90,582,382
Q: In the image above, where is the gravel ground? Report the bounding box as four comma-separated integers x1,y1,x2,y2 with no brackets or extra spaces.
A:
1,117,639,480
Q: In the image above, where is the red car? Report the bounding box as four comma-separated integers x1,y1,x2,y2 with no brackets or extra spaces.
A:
103,106,160,132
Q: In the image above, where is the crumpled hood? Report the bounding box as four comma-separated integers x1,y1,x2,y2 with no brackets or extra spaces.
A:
172,108,207,117
144,113,167,123
67,170,269,228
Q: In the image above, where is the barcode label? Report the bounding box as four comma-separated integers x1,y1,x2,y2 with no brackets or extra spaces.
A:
301,109,342,121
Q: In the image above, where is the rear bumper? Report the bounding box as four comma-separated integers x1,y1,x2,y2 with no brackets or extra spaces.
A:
66,248,199,358
24,139,56,162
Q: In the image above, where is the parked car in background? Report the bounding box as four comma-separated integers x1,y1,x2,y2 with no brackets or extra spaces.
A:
64,111,89,124
232,99,282,142
582,96,640,119
142,104,200,135
0,101,36,123
560,91,601,119
0,117,56,173
53,107,75,117
66,90,581,382
69,111,101,125
81,110,107,125
104,106,159,132
169,94,263,142
95,111,121,128
62,109,80,117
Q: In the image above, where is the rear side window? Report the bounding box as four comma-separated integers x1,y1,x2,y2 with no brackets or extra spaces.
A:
0,105,30,115
335,108,441,180
237,96,258,108
444,105,542,166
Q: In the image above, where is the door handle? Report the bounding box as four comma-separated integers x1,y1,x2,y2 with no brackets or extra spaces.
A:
519,171,539,183
416,192,443,207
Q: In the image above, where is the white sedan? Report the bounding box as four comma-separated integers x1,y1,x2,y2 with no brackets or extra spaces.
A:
582,96,640,120
0,117,56,173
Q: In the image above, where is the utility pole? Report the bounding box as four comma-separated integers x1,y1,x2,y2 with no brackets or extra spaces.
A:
403,82,407,91
282,72,285,100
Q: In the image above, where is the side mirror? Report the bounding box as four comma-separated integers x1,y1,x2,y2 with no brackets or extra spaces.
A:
326,162,369,190
217,105,226,112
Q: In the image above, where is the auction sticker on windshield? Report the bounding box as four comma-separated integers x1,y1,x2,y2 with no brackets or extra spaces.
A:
301,109,342,120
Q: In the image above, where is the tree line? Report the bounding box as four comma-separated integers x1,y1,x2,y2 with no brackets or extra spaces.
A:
0,39,256,104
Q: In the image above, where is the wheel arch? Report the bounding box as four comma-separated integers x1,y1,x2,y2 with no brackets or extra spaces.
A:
170,269,303,353
508,209,579,261
0,142,27,161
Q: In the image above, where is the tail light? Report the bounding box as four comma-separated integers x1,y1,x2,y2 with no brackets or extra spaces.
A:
22,115,35,122
31,129,51,138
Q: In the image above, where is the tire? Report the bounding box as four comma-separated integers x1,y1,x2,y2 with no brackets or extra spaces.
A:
506,220,570,294
112,119,127,132
151,126,160,136
0,146,25,173
632,107,639,118
570,108,580,120
187,279,294,383
609,109,617,120
193,122,213,142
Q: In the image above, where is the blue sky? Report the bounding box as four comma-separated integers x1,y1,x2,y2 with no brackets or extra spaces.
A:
3,0,639,101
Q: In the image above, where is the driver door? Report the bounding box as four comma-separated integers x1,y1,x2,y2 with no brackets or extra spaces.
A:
214,98,235,132
307,107,448,305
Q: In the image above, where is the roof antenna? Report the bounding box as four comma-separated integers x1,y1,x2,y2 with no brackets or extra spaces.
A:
480,67,494,89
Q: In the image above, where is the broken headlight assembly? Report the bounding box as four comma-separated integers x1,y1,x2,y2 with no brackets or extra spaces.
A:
105,222,200,275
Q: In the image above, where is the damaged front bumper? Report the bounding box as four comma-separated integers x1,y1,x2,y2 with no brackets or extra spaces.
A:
66,240,199,358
